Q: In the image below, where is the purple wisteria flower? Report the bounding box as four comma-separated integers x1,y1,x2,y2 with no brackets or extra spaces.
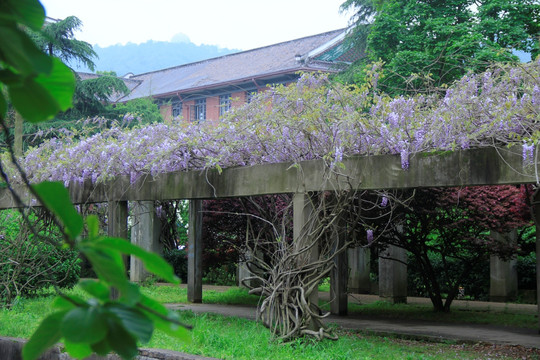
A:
12,64,540,187
367,229,374,244
532,85,540,106
400,149,409,170
523,142,535,165
380,196,388,207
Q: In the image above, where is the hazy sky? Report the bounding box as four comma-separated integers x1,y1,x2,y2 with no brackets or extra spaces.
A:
39,0,354,50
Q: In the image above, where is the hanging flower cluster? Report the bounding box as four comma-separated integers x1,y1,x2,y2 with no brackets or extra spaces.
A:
10,61,540,186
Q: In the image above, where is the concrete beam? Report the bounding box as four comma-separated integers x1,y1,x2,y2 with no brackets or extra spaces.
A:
0,147,536,208
187,200,203,303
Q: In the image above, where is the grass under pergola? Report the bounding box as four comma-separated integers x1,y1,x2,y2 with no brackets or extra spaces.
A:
1,285,536,360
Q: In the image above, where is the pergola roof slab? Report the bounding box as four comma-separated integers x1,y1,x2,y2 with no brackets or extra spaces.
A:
0,147,534,208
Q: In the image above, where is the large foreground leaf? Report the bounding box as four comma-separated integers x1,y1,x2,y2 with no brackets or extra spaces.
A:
9,58,75,122
97,237,179,284
22,311,67,360
32,181,83,239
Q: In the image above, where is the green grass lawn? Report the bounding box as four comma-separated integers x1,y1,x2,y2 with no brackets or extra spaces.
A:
0,285,536,360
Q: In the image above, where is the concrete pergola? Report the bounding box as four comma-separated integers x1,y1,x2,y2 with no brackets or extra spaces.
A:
1,147,538,331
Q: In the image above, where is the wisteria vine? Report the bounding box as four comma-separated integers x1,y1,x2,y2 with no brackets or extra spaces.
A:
9,61,540,186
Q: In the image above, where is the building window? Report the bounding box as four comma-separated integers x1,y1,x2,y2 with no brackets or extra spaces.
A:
246,90,257,103
219,94,231,117
172,101,182,118
193,98,206,122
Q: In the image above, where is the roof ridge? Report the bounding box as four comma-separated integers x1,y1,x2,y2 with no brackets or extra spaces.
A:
130,28,346,78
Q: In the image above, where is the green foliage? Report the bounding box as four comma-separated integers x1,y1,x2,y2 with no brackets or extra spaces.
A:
340,0,540,94
202,264,237,286
0,0,76,122
163,248,188,283
105,97,163,126
0,210,81,305
516,252,537,290
67,74,129,118
407,252,490,301
21,184,189,360
28,15,97,71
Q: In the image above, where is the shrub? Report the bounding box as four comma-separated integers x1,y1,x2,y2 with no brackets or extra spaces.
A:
0,210,81,307
202,264,237,286
516,252,536,290
163,248,188,283
407,252,490,300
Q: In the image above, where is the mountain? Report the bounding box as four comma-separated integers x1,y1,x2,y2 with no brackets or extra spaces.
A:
73,40,240,76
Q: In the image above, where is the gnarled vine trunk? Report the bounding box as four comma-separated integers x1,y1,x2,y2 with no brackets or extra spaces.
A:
239,190,396,341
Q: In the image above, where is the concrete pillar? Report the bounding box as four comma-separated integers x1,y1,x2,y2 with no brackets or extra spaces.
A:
238,257,250,288
293,192,318,307
378,245,407,303
107,201,128,299
188,200,203,303
490,230,518,302
348,247,371,294
107,201,128,239
130,201,162,282
330,217,348,316
238,249,261,288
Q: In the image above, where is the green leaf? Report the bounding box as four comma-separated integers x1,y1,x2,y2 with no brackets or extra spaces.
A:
63,341,93,359
79,279,110,302
106,303,154,343
51,296,82,311
22,310,67,360
138,294,191,342
106,318,139,360
98,237,179,284
90,338,111,356
32,181,83,239
80,245,128,290
61,307,108,344
0,25,52,75
86,215,100,239
0,0,45,31
9,58,75,122
119,281,141,306
34,58,75,112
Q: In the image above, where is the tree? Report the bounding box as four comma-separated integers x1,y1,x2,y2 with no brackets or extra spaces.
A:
340,0,540,94
29,16,97,71
69,73,128,118
376,185,531,312
29,16,129,118
20,16,129,150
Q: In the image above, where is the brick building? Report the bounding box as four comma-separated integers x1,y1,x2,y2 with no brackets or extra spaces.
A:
116,29,360,123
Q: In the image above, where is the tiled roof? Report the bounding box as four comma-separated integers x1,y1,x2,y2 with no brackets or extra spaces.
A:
117,29,350,102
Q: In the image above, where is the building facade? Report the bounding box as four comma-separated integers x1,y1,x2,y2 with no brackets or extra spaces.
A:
116,29,361,123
